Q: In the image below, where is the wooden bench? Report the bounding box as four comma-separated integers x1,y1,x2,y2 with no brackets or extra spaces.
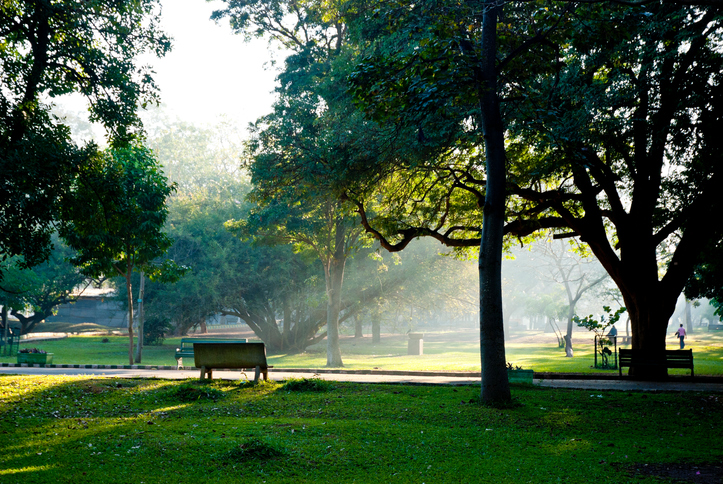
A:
618,349,694,378
175,338,246,368
193,342,272,382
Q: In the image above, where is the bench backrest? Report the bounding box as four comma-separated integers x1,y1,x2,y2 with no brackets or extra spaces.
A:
180,338,247,349
193,342,267,369
619,349,693,365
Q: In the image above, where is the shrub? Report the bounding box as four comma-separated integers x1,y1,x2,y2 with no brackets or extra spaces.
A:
143,316,172,346
173,383,225,402
281,377,335,392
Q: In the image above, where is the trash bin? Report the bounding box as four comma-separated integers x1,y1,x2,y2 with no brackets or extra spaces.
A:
408,333,424,355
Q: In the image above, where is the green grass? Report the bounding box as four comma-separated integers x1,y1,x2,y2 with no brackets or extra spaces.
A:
0,375,721,483
3,328,722,375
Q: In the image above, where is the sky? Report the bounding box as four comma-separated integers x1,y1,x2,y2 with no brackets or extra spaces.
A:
147,0,281,127
59,0,283,136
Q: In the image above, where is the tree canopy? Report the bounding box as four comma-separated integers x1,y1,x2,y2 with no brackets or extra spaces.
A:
0,0,170,271
345,0,723,380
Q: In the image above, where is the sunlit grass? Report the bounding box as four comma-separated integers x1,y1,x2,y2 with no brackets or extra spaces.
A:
2,327,722,375
0,375,721,483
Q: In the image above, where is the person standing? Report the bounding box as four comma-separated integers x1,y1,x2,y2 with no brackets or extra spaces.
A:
675,323,687,349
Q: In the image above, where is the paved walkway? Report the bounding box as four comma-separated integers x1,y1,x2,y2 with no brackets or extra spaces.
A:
1,365,722,392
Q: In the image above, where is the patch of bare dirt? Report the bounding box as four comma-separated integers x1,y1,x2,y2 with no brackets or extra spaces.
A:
613,462,723,483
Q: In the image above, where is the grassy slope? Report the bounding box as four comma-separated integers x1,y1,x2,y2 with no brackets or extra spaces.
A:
3,328,722,375
0,375,721,483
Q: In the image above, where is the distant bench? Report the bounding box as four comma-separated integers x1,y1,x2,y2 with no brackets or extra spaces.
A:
709,323,723,331
619,349,694,378
194,342,272,383
175,338,247,368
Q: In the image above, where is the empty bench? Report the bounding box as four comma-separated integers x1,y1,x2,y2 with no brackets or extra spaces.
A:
175,338,246,368
618,349,694,378
194,342,272,382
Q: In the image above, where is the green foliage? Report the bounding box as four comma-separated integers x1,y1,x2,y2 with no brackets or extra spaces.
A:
0,0,170,271
142,316,172,346
574,306,627,368
573,306,627,337
0,240,89,334
59,144,178,281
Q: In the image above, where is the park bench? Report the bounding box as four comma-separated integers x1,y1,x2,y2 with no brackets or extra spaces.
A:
194,342,272,382
708,323,723,331
618,348,694,378
175,338,246,369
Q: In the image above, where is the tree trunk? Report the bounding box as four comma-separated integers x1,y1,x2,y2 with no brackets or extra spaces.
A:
325,254,346,367
354,314,363,338
134,271,145,363
684,299,692,334
282,294,291,351
626,316,630,338
323,214,348,367
476,0,511,404
1,306,8,356
565,305,575,357
625,288,675,379
372,315,381,343
125,270,134,366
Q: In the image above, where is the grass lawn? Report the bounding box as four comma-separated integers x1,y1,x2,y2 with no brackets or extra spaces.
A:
3,326,722,376
0,375,721,483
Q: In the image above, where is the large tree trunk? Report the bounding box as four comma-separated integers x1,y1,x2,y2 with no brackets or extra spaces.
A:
325,254,346,367
623,286,676,379
476,0,511,404
684,299,692,334
324,215,348,367
372,318,380,343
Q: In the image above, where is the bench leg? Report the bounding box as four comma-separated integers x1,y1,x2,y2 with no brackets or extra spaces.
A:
254,366,260,383
200,366,213,381
263,369,268,381
177,358,182,370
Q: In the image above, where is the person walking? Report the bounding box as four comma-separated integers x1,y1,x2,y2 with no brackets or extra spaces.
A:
675,324,687,349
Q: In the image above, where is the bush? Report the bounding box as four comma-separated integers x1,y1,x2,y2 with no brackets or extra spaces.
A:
173,383,225,402
143,316,172,346
281,377,335,392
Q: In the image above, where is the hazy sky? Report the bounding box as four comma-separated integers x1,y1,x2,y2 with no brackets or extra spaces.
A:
58,0,283,134
149,0,282,127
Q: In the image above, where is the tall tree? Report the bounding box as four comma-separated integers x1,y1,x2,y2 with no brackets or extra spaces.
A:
59,145,180,365
215,0,379,367
347,0,565,401
347,0,723,380
0,0,170,271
